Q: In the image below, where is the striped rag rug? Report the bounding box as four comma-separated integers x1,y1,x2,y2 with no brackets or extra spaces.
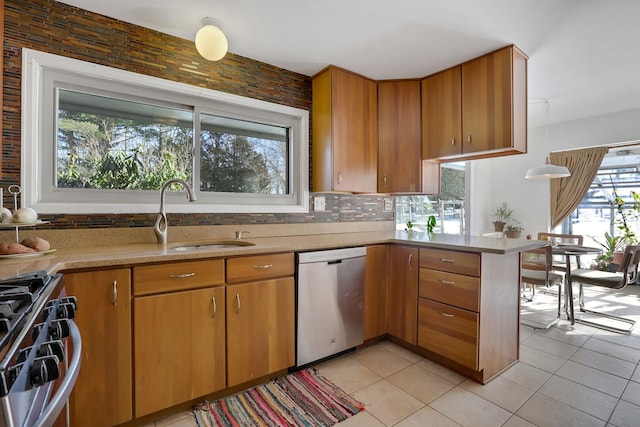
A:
194,368,365,427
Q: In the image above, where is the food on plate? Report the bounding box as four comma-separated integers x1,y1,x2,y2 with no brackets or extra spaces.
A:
20,237,50,252
0,208,12,223
12,207,38,223
0,242,37,255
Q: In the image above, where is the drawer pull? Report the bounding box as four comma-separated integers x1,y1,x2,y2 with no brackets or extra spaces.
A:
212,297,217,319
252,264,273,270
112,280,118,306
439,312,455,318
439,258,455,263
168,272,196,279
439,279,456,285
235,294,241,313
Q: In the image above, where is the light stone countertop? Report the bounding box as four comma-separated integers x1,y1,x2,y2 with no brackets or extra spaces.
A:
0,229,546,280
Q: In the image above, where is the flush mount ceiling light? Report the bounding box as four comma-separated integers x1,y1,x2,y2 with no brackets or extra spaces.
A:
525,100,571,179
195,17,228,61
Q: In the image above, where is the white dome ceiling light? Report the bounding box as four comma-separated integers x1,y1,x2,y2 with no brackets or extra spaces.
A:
195,17,228,61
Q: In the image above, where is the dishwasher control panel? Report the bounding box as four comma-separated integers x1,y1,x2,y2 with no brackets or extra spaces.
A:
297,247,367,264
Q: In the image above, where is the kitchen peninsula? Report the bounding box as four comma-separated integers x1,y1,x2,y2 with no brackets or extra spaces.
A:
0,225,546,426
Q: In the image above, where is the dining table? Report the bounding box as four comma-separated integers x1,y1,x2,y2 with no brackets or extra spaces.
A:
551,244,602,325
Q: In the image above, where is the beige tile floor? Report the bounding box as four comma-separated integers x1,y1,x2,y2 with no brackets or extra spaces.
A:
146,283,640,427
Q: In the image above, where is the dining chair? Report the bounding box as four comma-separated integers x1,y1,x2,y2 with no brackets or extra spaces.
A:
521,245,564,329
569,245,640,333
537,232,584,272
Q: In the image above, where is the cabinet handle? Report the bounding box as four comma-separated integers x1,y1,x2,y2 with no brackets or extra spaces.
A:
337,172,343,185
112,280,118,307
439,312,455,318
383,174,388,188
212,297,217,319
467,133,472,144
439,279,456,285
439,258,455,263
252,264,273,269
408,253,413,271
168,272,196,279
451,135,456,146
235,293,241,314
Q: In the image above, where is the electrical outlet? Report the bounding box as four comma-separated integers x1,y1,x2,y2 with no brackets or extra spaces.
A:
384,198,394,212
313,196,326,211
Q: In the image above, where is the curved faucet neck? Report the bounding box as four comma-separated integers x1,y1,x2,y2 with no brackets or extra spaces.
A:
154,179,197,244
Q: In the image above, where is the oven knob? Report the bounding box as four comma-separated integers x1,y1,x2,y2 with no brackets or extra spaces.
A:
16,346,33,363
48,319,71,340
61,296,78,311
57,302,76,319
29,355,60,388
31,322,45,341
41,306,54,322
37,340,65,363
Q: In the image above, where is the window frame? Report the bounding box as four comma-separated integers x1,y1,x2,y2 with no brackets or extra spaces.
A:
21,48,309,214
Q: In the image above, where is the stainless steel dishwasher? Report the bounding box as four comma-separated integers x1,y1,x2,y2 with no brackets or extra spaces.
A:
296,247,366,367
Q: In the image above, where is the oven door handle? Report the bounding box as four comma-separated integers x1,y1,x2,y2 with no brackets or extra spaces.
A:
33,320,82,427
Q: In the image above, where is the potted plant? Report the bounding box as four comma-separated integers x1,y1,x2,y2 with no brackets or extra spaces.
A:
491,203,513,232
590,232,625,271
504,224,524,238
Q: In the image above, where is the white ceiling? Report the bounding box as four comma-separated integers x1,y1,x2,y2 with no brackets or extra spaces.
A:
56,0,640,128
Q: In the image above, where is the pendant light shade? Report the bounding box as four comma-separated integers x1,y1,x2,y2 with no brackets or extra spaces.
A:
195,18,228,61
525,157,571,179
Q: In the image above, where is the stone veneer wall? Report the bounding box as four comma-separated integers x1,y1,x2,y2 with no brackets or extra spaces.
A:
2,0,393,229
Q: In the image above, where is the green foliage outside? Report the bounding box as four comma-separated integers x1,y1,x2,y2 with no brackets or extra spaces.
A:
56,109,282,194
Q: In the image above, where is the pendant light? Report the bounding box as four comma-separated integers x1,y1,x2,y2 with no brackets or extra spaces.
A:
525,157,571,179
195,17,228,61
525,100,571,179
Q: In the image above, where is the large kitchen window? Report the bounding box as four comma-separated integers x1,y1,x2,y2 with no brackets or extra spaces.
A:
22,49,309,214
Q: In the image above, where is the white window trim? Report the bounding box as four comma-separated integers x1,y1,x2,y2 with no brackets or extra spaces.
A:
21,48,309,214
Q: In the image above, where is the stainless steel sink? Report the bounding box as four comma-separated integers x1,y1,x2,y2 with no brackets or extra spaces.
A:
170,240,255,251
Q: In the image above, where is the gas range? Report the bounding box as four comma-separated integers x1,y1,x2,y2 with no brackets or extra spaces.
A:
0,270,81,427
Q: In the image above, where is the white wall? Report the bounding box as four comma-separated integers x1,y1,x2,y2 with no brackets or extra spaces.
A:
469,107,640,237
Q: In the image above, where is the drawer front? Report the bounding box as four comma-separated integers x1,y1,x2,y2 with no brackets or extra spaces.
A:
133,259,224,296
420,248,480,277
418,298,478,369
419,268,479,312
227,252,294,283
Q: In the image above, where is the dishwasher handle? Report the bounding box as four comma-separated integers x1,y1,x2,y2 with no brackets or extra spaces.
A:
327,259,343,265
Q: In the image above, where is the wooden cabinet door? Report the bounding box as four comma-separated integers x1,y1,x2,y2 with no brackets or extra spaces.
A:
387,246,419,345
312,67,377,193
462,46,527,155
134,286,226,417
226,277,295,387
378,80,422,193
422,67,462,160
65,269,133,427
364,245,389,340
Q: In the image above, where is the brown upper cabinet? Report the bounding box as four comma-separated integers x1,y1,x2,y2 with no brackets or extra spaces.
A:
377,80,440,194
312,66,378,193
422,45,528,162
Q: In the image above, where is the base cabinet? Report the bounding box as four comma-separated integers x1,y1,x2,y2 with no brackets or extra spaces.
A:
364,245,389,340
64,269,133,427
226,277,295,387
387,245,419,345
133,259,226,418
417,248,519,383
134,286,226,417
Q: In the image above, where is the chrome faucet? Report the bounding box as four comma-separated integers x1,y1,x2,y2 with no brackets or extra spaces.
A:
154,178,197,244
